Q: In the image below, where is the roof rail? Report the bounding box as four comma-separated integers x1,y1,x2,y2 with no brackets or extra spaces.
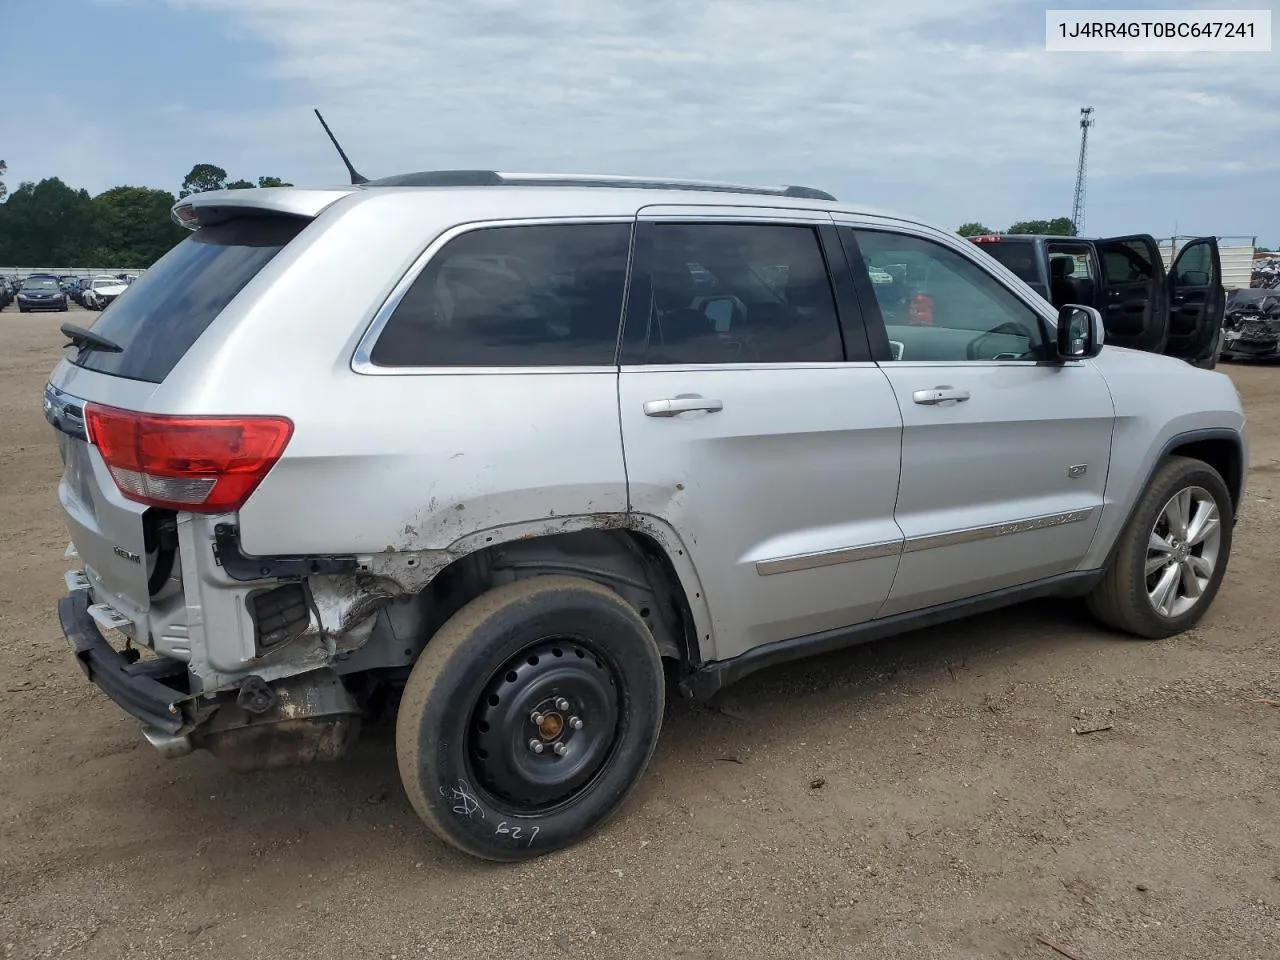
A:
362,170,837,202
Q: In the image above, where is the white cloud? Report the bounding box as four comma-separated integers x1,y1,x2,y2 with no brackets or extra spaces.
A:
37,0,1280,238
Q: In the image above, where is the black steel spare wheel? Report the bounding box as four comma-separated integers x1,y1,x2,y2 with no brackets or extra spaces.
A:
395,575,664,861
471,639,620,810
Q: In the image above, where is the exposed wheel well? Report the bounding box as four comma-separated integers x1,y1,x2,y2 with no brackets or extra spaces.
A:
1167,436,1243,514
412,529,700,668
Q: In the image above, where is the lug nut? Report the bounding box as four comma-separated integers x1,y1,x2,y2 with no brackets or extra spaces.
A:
530,711,544,725
528,739,545,754
569,716,583,730
555,697,570,712
553,743,568,756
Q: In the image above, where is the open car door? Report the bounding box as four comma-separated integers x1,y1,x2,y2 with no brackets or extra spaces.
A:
1094,234,1169,354
1167,236,1225,368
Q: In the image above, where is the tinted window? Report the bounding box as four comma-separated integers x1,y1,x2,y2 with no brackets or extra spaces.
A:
72,217,308,383
1100,240,1155,283
849,229,1046,362
1172,241,1213,286
371,223,631,367
638,223,843,364
978,241,1040,283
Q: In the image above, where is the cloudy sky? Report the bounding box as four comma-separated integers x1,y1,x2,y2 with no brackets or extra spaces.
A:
3,0,1277,241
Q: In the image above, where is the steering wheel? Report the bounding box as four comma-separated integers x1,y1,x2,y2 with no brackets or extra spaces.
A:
966,322,1034,361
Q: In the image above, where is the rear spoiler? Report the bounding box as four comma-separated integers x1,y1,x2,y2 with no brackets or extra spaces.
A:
171,187,357,230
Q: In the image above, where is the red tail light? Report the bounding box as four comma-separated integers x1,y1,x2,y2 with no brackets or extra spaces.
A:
84,404,293,513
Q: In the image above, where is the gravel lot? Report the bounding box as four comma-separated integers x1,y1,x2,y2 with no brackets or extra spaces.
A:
2,305,1278,960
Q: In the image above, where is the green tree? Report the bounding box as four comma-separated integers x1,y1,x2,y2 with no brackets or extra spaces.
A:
179,163,228,198
89,186,186,267
257,175,293,188
225,178,255,190
956,222,994,237
0,178,97,264
0,159,7,202
1006,217,1077,236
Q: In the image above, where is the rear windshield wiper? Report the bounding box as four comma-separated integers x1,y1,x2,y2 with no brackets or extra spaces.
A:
61,322,122,354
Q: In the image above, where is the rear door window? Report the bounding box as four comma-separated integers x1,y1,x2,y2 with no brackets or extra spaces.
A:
71,216,308,383
369,222,632,367
631,222,844,365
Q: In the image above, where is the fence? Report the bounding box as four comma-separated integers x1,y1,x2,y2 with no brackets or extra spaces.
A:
1,267,149,277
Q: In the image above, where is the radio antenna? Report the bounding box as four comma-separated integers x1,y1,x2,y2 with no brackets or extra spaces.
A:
314,108,369,185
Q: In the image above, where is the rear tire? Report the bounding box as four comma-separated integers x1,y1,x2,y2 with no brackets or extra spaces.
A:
1086,456,1232,638
395,575,664,861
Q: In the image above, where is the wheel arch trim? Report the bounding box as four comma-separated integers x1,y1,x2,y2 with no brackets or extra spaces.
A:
1092,427,1245,568
441,512,716,665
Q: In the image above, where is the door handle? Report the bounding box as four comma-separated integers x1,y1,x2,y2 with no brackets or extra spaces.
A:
912,386,970,406
643,396,724,418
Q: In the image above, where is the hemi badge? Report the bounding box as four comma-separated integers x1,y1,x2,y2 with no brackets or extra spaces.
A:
113,545,142,564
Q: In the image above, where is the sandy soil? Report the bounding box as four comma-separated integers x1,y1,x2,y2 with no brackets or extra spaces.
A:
1,305,1278,960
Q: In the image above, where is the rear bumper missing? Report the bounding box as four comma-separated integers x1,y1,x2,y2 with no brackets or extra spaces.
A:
58,589,190,734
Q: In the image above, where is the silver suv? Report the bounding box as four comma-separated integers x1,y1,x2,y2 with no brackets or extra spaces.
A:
46,172,1247,860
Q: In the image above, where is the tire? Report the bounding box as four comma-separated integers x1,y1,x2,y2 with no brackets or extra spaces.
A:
18,305,27,313
395,575,664,861
1086,455,1233,638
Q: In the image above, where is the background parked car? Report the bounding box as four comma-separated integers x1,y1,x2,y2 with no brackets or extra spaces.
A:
16,275,69,313
82,275,129,310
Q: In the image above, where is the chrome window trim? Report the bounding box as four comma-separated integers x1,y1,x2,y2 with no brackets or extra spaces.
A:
624,361,880,373
350,216,637,377
873,360,1045,369
754,507,1099,577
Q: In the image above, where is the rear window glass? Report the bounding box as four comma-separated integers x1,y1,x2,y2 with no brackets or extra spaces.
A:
978,241,1040,283
71,217,308,383
370,222,631,367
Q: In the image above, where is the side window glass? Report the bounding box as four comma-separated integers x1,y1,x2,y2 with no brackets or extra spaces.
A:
1046,243,1100,309
1172,242,1211,286
1101,241,1155,283
980,241,1040,284
641,223,843,364
849,229,1047,362
370,223,630,367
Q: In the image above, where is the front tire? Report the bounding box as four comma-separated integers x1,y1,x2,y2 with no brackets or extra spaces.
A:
395,575,664,861
1086,456,1233,638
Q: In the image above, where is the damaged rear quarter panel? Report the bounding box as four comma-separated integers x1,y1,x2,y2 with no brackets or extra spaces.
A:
236,370,628,558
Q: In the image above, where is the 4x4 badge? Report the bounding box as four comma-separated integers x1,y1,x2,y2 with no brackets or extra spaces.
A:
1068,464,1088,479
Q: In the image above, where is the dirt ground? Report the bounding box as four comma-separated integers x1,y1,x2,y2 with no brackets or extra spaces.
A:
1,305,1278,960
